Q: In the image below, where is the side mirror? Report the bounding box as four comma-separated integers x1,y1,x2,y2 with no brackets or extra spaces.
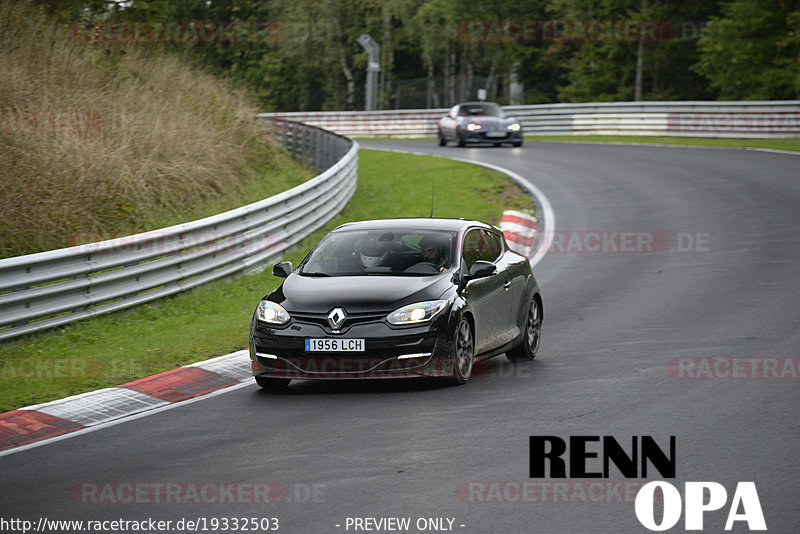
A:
468,260,495,279
272,261,293,278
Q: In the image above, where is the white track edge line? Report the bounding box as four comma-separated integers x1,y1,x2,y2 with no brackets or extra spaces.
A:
0,381,252,458
530,139,800,156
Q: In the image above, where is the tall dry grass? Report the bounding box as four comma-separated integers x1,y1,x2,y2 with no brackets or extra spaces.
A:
0,1,308,257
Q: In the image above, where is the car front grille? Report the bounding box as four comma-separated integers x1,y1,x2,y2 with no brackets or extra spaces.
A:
479,132,510,139
289,310,391,333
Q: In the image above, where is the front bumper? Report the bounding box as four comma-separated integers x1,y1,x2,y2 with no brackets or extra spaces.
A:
249,312,456,380
462,129,522,144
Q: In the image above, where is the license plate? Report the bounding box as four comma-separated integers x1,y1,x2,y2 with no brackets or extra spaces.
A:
305,338,365,352
486,131,506,138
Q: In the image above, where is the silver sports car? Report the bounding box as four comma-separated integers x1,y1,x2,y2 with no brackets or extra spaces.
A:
437,102,523,147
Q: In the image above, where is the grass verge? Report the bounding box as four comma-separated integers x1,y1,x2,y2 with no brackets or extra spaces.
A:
0,149,535,412
0,1,312,257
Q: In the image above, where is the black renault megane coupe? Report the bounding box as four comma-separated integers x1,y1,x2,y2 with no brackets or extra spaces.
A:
249,218,542,390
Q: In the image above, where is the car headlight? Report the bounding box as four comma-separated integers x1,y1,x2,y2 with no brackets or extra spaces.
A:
507,123,521,131
387,300,448,325
256,300,291,325
467,123,482,131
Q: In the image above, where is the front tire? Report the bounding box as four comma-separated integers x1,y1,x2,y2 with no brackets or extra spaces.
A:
452,318,475,384
255,376,291,392
506,297,541,361
438,132,447,146
456,132,466,147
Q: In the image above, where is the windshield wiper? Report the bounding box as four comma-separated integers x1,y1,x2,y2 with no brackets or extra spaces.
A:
299,271,332,277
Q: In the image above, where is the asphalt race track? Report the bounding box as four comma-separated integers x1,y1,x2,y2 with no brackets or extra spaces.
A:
2,140,799,533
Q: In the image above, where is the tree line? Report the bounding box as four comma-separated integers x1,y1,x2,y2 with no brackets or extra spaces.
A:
42,0,800,110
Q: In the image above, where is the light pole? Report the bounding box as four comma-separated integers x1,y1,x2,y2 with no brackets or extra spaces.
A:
357,34,380,111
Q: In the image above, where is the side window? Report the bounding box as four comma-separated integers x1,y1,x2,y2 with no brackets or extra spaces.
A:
462,229,494,269
483,230,504,262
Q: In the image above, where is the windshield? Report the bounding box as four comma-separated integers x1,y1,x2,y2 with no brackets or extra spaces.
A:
299,228,458,276
458,103,503,117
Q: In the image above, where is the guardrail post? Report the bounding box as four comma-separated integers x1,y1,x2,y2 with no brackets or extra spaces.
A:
290,122,298,159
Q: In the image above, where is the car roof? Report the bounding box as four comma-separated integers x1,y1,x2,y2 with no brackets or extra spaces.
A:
458,101,500,107
332,218,494,233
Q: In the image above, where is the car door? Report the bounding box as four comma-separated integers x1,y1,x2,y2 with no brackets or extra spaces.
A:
461,228,512,355
482,229,522,345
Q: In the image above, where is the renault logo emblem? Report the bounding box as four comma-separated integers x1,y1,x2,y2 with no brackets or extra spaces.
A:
327,308,346,330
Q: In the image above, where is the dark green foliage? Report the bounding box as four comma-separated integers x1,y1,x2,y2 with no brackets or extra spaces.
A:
42,0,798,108
694,0,800,99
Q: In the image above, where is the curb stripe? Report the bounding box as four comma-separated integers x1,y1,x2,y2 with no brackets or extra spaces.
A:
500,213,538,228
0,352,252,454
122,367,241,403
501,211,539,258
27,387,169,427
0,410,84,450
500,221,537,237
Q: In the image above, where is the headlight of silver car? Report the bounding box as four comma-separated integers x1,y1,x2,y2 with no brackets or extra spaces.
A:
507,123,521,131
467,123,482,131
256,300,291,325
387,300,448,325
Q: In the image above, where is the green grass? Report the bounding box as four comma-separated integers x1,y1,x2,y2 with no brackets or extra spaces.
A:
0,149,534,412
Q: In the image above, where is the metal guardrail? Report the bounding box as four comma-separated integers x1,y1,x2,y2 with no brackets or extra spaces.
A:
261,100,800,139
0,120,358,341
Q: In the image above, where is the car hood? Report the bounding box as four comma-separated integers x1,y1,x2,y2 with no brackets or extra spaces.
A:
458,116,516,127
269,272,455,314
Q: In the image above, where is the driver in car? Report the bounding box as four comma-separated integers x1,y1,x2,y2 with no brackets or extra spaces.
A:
420,234,450,272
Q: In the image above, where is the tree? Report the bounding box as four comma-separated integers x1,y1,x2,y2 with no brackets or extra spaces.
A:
694,0,800,99
411,0,460,107
53,0,795,109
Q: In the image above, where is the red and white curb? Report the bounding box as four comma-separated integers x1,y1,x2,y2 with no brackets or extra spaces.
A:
0,350,252,455
500,210,538,258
